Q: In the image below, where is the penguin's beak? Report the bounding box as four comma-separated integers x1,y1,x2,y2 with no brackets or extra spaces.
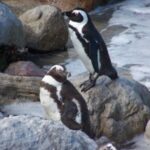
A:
62,12,68,20
62,11,71,19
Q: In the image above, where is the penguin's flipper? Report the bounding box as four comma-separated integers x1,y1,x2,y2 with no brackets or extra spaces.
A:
61,101,82,130
61,115,82,130
83,27,100,73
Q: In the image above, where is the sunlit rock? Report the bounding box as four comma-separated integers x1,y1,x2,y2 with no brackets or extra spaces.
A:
19,5,68,51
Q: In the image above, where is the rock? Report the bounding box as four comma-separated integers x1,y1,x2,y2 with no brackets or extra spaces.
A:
1,0,46,16
0,45,28,72
50,0,97,11
0,72,150,143
5,61,45,77
2,0,124,16
0,3,24,48
51,0,125,11
0,112,3,119
19,5,68,51
96,136,112,147
0,73,41,104
145,120,150,140
71,74,150,142
0,115,97,150
2,0,97,14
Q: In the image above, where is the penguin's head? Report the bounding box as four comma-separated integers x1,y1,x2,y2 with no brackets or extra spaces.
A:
99,143,117,150
62,8,89,25
47,65,71,83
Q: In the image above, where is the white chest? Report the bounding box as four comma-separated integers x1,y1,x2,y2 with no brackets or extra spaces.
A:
42,75,62,100
39,87,61,121
69,28,94,73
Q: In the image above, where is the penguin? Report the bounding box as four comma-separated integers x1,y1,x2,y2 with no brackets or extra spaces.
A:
62,8,118,92
40,64,93,138
96,136,135,150
99,143,117,150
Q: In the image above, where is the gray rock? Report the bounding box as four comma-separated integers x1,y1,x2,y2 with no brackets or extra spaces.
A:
71,75,150,142
5,61,46,77
19,5,68,51
0,112,3,119
145,120,150,140
0,71,150,143
0,115,97,150
96,136,112,147
0,3,24,47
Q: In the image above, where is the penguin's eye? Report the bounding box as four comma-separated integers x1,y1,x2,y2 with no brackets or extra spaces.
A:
70,11,83,22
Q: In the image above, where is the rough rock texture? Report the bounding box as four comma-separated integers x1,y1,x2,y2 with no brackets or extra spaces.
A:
1,0,44,16
5,61,45,77
2,0,97,15
19,5,68,51
71,74,150,143
0,73,150,143
0,73,41,104
145,120,150,140
2,0,124,15
49,0,97,11
0,116,97,150
0,3,24,47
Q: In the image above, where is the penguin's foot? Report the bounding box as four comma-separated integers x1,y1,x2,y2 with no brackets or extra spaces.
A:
80,80,95,92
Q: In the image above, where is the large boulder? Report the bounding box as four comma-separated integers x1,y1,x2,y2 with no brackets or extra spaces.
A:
0,3,24,48
71,74,150,143
1,0,45,16
49,0,97,11
2,0,97,14
2,0,125,15
19,5,68,51
5,61,46,77
0,116,97,150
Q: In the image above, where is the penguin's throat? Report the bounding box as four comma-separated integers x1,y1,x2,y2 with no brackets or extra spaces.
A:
42,75,62,87
69,21,86,35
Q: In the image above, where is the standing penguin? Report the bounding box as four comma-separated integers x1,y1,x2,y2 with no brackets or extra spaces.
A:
63,8,118,92
40,65,93,138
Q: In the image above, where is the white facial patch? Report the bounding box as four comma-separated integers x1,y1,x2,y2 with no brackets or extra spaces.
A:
72,99,81,124
50,65,64,72
106,143,117,150
69,10,88,37
42,75,62,101
42,75,61,87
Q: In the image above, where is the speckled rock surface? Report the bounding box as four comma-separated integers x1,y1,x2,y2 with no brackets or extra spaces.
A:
72,75,150,142
0,115,97,150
